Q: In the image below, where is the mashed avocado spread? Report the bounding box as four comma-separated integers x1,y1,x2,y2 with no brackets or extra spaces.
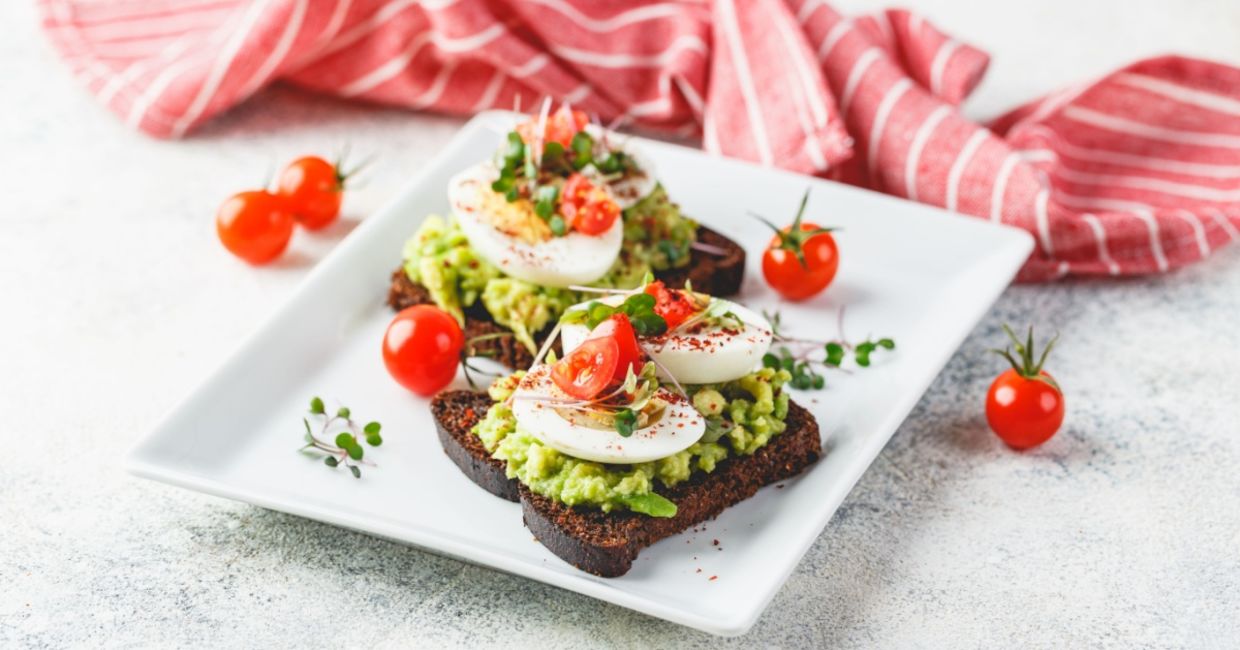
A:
402,185,697,352
472,367,792,517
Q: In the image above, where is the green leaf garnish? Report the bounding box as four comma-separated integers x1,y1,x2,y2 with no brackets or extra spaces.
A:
619,493,677,518
614,408,637,437
299,397,383,479
570,131,594,169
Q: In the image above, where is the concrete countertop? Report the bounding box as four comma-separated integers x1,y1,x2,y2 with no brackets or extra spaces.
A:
3,0,1238,646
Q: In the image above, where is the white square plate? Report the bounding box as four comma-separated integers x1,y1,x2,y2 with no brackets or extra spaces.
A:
128,112,1033,637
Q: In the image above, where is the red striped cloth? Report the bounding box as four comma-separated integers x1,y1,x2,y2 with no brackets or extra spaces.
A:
40,0,1240,280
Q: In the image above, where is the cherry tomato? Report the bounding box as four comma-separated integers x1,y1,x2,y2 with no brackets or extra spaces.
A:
277,156,343,230
986,325,1064,449
517,106,589,148
986,369,1065,449
585,314,644,384
560,173,620,236
762,224,839,301
215,190,295,265
644,281,697,330
382,305,464,397
551,335,619,400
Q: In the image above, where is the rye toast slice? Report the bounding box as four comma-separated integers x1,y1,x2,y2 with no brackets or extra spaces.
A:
388,225,746,371
430,390,821,577
430,391,519,502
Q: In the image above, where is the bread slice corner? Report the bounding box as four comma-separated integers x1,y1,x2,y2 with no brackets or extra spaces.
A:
431,390,822,577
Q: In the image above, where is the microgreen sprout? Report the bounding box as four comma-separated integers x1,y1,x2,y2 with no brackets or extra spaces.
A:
760,307,896,390
299,397,383,478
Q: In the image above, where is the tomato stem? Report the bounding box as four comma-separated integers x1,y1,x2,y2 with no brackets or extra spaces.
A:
991,324,1061,392
748,189,836,269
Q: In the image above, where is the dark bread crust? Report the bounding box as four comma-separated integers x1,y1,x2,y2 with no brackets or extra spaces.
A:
430,391,520,502
430,389,821,577
387,225,746,371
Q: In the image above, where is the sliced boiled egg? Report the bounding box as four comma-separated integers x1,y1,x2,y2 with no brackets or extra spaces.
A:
585,125,657,210
560,295,774,384
448,162,623,288
510,365,706,464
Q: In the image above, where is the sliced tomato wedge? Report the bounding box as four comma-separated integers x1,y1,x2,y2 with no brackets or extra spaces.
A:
586,314,644,385
517,107,589,148
560,173,620,236
551,335,619,400
644,281,698,330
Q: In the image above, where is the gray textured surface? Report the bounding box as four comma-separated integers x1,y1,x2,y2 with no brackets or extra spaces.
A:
4,1,1240,647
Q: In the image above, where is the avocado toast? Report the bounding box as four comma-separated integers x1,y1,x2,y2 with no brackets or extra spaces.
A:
430,283,822,577
387,105,746,370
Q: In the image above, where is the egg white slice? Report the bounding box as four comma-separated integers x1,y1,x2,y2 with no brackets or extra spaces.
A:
510,365,706,464
561,295,774,384
584,125,657,210
448,162,623,288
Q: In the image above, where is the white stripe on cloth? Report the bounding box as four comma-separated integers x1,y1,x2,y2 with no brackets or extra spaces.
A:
1080,214,1121,275
903,106,951,201
471,69,507,112
796,0,826,24
1024,140,1240,179
1173,209,1212,258
772,8,830,169
522,0,685,32
1113,73,1240,117
1062,106,1240,149
867,78,913,180
236,0,308,99
990,153,1020,223
1053,193,1169,270
945,130,988,212
1052,167,1240,202
339,33,430,96
928,39,960,97
169,0,273,137
716,0,773,167
317,0,418,60
839,48,881,115
549,34,708,68
816,19,853,62
1205,208,1240,241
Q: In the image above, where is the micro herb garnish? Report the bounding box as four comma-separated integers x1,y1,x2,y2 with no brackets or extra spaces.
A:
614,408,637,437
761,308,896,390
570,131,593,169
990,324,1060,391
299,397,383,478
562,292,668,337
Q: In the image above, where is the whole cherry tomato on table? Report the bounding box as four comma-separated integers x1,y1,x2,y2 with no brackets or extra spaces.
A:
754,190,839,301
276,155,348,230
215,190,295,265
986,325,1065,449
382,305,465,396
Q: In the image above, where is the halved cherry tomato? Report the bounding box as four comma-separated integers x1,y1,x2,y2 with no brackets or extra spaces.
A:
215,190,295,265
277,156,344,230
382,305,464,397
585,314,644,385
644,281,697,330
986,325,1064,449
560,173,620,236
756,190,839,301
551,335,619,400
517,106,589,148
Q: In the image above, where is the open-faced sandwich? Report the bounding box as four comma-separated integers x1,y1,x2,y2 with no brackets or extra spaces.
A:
430,280,821,577
388,104,746,370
